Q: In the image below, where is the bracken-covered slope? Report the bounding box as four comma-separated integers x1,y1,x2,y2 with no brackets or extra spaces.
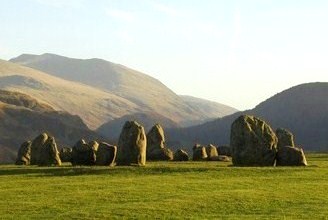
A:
0,90,101,163
0,59,140,129
167,82,328,151
10,53,237,126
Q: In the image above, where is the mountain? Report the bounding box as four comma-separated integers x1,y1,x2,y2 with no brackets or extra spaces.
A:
10,53,237,126
97,112,179,141
180,95,238,123
167,82,328,151
0,59,141,129
0,90,101,163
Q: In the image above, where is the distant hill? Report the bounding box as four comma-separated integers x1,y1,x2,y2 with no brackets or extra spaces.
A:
10,53,237,126
97,112,179,141
0,90,101,163
0,59,141,129
180,95,238,125
167,82,328,151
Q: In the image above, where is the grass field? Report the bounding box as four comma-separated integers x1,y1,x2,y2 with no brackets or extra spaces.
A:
0,154,328,219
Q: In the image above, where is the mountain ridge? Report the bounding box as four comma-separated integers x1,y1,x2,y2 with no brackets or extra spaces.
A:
166,82,328,151
9,53,238,126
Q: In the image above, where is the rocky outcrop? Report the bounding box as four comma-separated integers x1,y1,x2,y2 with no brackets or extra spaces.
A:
117,121,147,166
173,149,189,161
15,141,31,165
95,142,117,166
276,128,295,148
276,146,307,166
230,115,278,166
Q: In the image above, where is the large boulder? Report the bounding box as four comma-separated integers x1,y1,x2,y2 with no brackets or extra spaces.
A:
206,144,219,161
192,144,208,161
276,146,307,166
95,142,117,166
59,147,73,163
38,136,62,166
276,128,295,148
30,133,48,165
148,148,174,161
15,141,31,165
217,146,232,156
230,115,278,166
147,124,165,152
71,139,97,166
117,121,147,166
173,149,189,161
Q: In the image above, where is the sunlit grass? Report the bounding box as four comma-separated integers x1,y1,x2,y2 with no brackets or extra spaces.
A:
0,154,327,219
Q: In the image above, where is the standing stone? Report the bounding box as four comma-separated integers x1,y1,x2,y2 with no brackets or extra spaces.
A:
95,142,117,166
15,141,32,165
276,146,307,166
230,115,278,166
147,124,165,152
276,128,295,148
71,139,97,166
192,144,208,161
146,124,173,161
217,146,232,156
89,140,99,152
30,133,48,165
38,136,62,166
206,144,219,161
117,121,147,166
173,149,189,161
59,147,73,163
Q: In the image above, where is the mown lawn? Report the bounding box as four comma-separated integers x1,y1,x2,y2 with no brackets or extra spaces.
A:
0,154,328,219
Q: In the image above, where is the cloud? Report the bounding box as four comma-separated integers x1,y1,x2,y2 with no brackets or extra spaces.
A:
34,0,84,8
105,8,136,23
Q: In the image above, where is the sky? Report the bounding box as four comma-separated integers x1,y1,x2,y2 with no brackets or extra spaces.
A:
1,0,328,110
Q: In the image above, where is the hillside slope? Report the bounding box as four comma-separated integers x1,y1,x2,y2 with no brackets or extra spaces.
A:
167,82,328,151
10,53,237,125
0,59,141,129
0,90,101,163
180,95,238,120
97,112,179,141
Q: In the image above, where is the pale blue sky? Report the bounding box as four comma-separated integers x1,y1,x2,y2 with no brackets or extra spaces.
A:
1,0,328,110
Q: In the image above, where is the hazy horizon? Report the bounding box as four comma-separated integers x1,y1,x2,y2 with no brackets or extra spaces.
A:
1,0,328,110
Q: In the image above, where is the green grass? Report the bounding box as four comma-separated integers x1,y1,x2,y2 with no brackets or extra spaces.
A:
1,154,328,219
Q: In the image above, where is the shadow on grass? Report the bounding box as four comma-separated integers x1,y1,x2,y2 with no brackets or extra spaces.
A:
0,165,213,177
